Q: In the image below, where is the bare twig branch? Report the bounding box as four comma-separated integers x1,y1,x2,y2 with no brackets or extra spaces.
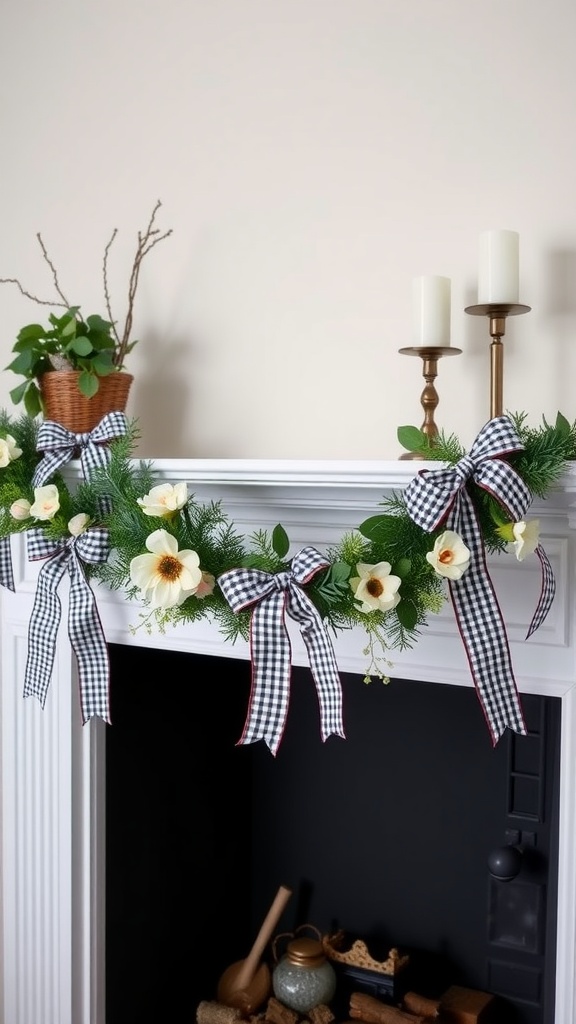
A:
103,228,121,345
113,199,173,367
35,233,71,307
1,199,173,367
0,277,68,308
0,232,71,311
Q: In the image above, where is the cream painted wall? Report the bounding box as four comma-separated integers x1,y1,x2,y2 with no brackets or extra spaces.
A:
0,0,574,459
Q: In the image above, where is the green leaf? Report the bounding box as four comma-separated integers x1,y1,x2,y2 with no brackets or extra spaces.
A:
86,313,113,333
16,323,48,342
397,424,427,453
358,514,396,542
396,599,418,630
9,380,29,405
23,384,42,418
556,411,571,437
392,557,411,579
49,307,80,329
272,523,290,559
330,560,351,583
90,352,116,375
61,316,78,338
6,350,35,374
78,370,100,398
314,561,351,604
68,336,93,357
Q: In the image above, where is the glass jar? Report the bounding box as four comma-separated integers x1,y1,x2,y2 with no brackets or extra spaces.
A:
272,928,337,1013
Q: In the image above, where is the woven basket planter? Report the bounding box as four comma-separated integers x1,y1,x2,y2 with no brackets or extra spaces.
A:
39,371,133,433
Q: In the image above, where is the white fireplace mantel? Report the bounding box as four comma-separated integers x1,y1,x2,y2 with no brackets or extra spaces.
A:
2,458,576,1024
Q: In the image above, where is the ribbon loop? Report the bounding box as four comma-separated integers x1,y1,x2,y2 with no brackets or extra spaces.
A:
404,415,555,745
24,527,111,724
218,545,345,755
32,411,128,488
405,416,532,533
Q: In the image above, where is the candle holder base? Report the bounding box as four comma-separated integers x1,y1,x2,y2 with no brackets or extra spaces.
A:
464,303,531,418
398,346,462,460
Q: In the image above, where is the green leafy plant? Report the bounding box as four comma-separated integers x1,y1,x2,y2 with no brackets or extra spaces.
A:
1,201,172,417
7,306,119,415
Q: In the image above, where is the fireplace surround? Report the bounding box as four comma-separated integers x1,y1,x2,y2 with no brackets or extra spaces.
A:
1,457,576,1024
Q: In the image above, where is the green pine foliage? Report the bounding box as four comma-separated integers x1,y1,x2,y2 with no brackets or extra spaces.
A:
0,407,573,679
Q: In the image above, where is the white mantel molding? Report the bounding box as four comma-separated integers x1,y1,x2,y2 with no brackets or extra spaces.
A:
2,459,576,1024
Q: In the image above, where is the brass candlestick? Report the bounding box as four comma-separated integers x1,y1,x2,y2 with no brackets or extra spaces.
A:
398,345,462,460
464,302,531,418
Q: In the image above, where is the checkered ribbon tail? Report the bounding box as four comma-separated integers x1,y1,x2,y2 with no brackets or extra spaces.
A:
32,412,128,514
528,544,556,639
218,545,345,756
0,537,14,591
404,415,555,745
24,527,111,724
444,491,526,743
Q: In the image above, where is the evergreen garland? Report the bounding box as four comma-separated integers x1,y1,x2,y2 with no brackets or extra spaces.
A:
0,408,573,682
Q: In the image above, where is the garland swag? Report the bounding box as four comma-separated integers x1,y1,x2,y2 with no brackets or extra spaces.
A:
0,408,573,754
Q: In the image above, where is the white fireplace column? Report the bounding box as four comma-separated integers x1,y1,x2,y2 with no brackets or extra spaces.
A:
1,459,576,1024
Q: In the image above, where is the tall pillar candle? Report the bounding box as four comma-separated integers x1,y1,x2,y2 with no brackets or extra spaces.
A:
412,275,451,347
478,230,519,304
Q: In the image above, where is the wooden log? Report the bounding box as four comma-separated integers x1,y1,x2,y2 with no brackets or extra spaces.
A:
307,1005,335,1024
438,985,494,1024
264,997,300,1024
196,1001,245,1024
402,992,440,1017
349,991,426,1024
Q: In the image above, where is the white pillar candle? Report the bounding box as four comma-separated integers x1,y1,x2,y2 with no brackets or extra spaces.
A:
478,230,519,304
412,275,451,347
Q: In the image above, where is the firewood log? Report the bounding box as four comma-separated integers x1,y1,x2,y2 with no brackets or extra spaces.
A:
264,997,300,1024
307,1005,335,1024
402,992,440,1017
196,1001,245,1024
349,992,426,1024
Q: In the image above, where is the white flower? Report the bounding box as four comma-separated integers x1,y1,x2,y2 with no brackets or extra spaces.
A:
426,530,471,580
137,482,188,518
29,485,60,522
510,519,540,561
129,528,202,609
68,513,90,537
10,497,31,521
349,561,402,613
0,434,23,468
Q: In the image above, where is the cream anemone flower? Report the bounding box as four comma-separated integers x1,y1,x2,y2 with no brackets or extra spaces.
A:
29,484,60,522
137,482,188,518
129,529,203,609
68,513,91,537
511,519,540,561
0,434,22,468
349,561,402,614
10,497,31,521
426,530,471,580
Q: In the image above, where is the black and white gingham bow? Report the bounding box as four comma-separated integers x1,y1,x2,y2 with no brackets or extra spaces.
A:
218,546,345,756
32,412,128,489
404,415,556,745
24,527,111,724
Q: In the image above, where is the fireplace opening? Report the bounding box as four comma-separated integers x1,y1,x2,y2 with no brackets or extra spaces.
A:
105,645,560,1024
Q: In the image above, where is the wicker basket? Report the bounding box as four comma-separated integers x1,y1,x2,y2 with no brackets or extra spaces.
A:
39,370,133,433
